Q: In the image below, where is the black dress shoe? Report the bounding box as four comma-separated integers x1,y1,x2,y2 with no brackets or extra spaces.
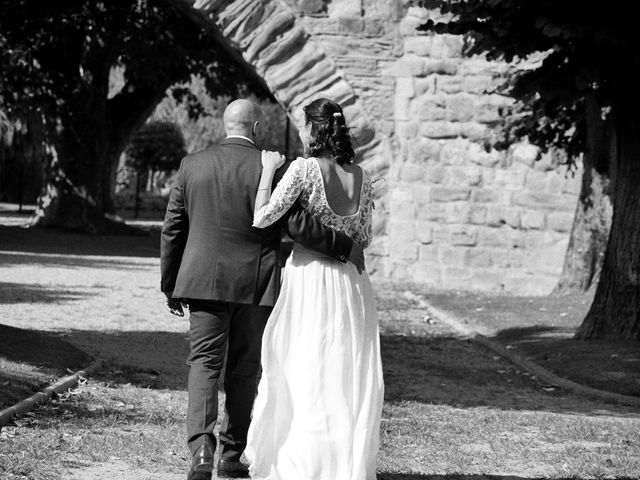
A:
187,437,215,480
216,458,250,479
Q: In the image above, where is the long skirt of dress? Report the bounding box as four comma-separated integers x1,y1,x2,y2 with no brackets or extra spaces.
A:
245,244,384,480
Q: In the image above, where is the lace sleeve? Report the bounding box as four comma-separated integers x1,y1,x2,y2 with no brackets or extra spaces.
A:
253,158,307,228
359,172,374,249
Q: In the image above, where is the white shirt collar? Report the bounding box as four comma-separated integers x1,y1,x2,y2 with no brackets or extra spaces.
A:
225,135,255,144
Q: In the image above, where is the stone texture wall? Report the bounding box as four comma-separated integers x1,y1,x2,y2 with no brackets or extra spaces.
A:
193,0,581,295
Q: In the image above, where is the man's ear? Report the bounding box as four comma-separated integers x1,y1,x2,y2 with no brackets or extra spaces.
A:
252,121,260,136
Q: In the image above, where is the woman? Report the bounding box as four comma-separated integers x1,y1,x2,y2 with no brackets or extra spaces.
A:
245,98,384,480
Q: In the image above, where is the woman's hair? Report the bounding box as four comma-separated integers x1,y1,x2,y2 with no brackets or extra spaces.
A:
303,98,355,165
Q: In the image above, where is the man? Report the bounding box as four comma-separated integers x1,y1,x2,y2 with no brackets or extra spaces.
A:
161,99,364,480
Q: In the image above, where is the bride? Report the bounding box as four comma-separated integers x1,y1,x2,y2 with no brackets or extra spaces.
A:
245,97,384,480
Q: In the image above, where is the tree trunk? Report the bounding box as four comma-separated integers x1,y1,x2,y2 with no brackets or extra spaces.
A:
553,94,614,293
30,138,124,233
576,98,640,340
29,62,173,233
29,91,124,233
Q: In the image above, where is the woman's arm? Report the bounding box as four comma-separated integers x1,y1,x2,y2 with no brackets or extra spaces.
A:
253,151,284,220
253,153,305,228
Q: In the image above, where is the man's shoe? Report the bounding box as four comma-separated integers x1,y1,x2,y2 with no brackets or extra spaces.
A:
216,458,250,479
187,438,215,480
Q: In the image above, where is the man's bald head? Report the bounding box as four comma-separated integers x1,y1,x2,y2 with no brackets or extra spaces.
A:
223,99,263,139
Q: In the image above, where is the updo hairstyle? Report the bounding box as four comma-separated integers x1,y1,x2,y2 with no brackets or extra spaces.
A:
302,98,355,165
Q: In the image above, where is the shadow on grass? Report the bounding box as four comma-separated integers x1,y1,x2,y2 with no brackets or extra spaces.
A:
23,328,634,416
380,334,640,414
493,325,572,341
3,320,637,415
0,253,157,271
0,225,161,258
0,324,94,409
0,324,92,368
377,475,639,480
425,290,640,404
0,282,97,304
490,326,640,398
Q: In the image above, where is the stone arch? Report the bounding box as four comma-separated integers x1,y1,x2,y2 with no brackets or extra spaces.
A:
193,0,381,154
188,0,582,294
192,0,392,272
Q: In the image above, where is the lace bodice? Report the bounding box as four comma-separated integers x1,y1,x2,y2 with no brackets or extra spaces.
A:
253,157,374,248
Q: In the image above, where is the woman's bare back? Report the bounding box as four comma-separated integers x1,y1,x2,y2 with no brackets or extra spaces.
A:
315,156,363,217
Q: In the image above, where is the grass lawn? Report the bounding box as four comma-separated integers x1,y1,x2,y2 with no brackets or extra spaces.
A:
1,223,639,479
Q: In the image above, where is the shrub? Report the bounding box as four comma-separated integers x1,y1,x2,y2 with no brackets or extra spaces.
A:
125,121,186,173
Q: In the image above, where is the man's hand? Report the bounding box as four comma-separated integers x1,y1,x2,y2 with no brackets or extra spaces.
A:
165,293,185,317
261,150,285,171
348,242,366,274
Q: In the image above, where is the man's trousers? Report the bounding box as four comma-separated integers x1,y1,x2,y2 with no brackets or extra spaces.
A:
185,299,271,461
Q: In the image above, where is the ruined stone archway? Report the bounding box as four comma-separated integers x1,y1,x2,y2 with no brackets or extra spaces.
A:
190,0,393,272
185,0,582,295
191,0,384,154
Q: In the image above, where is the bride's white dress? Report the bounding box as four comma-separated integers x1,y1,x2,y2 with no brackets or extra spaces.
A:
245,157,384,480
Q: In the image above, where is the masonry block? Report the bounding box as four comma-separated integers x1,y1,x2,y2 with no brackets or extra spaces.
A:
446,165,482,187
400,163,425,182
408,138,442,163
439,246,469,267
416,222,434,244
416,202,446,222
467,142,503,167
510,142,539,168
547,212,574,233
494,167,527,189
446,94,475,122
485,206,520,228
421,121,460,139
417,95,447,121
525,170,549,192
520,210,546,230
469,205,488,224
512,192,576,211
477,227,510,248
440,138,470,165
444,203,470,223
409,262,442,285
466,248,494,268
425,163,446,184
471,189,503,204
418,244,439,263
431,187,471,202
396,77,415,98
450,225,478,246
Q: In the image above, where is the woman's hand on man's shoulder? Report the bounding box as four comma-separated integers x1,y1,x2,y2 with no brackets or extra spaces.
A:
261,150,286,171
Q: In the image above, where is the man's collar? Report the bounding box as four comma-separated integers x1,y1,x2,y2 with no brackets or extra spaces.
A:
225,134,255,145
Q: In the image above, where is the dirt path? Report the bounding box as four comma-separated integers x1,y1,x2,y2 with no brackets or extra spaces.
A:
67,460,182,480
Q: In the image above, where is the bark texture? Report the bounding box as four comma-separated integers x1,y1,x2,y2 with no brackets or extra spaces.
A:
554,94,613,293
577,98,640,340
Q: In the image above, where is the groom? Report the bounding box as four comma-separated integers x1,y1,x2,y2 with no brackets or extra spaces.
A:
161,99,364,480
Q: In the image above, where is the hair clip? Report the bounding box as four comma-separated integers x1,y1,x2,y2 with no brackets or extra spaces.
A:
333,112,342,118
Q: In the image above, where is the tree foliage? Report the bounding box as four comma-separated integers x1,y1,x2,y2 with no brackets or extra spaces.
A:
0,0,269,231
419,0,640,162
0,0,267,127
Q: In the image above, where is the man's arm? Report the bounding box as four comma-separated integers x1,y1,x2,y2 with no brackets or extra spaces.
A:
160,163,189,313
283,203,365,273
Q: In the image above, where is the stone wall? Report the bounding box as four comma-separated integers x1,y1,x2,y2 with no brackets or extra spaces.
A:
194,0,581,295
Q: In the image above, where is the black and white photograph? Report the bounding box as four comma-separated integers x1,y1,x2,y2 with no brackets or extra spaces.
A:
0,1,639,479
